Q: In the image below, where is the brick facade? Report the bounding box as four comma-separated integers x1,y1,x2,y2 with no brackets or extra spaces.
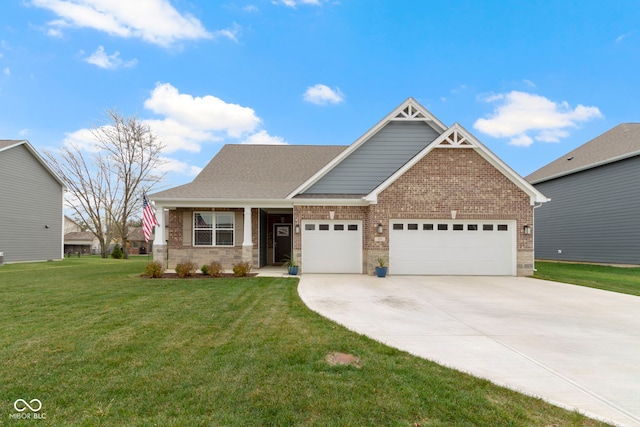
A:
371,148,534,276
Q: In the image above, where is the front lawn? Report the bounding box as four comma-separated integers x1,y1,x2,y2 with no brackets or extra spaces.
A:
1,258,609,426
534,261,640,296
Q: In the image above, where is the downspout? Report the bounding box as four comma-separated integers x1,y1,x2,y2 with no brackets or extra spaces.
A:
532,202,544,272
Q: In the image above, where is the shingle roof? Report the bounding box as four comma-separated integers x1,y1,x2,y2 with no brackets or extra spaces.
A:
526,124,640,184
151,144,347,200
0,140,25,150
64,231,95,241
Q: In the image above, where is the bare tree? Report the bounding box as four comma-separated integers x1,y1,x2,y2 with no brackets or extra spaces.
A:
45,145,115,258
45,110,165,258
93,110,165,258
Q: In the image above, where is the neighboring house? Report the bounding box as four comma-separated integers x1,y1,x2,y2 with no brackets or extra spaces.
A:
126,227,153,255
0,140,65,263
64,216,100,255
526,123,640,265
151,98,548,276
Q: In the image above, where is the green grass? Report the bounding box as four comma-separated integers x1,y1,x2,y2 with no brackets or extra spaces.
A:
534,261,640,296
1,257,609,426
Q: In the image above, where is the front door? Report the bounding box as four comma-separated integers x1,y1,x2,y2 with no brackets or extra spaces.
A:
274,224,292,263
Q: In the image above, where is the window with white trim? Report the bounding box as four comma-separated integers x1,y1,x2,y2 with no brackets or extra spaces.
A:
193,211,235,246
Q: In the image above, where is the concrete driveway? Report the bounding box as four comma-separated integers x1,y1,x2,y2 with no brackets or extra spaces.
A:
298,275,640,427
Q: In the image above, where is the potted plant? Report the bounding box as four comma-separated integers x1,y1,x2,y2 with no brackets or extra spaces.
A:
283,255,299,276
375,255,388,278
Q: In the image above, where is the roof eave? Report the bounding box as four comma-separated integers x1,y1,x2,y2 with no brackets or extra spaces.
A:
529,151,640,185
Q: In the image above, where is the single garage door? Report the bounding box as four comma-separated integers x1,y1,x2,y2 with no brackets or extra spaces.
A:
302,220,362,273
389,220,516,275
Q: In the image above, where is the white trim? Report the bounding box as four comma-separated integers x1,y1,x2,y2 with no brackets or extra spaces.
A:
364,123,549,206
285,97,447,199
193,211,235,247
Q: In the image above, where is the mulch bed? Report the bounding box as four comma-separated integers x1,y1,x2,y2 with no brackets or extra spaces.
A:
141,273,258,279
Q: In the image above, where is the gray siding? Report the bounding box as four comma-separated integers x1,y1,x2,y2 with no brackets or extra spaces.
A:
533,155,640,264
303,121,440,194
0,145,63,262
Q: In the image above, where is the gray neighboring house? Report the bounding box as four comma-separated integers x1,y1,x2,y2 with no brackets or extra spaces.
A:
526,123,640,265
0,140,65,263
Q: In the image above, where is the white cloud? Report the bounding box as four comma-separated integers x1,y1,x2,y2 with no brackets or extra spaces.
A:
19,128,29,136
30,0,212,47
84,45,137,69
157,157,202,176
303,84,344,105
212,23,241,43
62,127,100,151
144,83,262,139
143,118,219,153
277,0,321,7
3,67,9,76
241,130,287,145
616,32,632,43
63,83,284,177
473,91,603,147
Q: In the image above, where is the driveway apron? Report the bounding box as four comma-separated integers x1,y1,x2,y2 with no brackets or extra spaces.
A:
298,274,640,427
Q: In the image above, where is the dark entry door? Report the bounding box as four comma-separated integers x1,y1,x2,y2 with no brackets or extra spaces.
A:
274,224,292,263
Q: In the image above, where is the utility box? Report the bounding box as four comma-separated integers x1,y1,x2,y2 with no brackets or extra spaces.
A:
0,252,4,266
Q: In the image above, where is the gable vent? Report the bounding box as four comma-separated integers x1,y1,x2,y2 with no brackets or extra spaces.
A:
394,104,427,120
436,129,474,147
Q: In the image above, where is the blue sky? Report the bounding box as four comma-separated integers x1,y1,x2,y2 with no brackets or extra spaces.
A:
1,0,638,190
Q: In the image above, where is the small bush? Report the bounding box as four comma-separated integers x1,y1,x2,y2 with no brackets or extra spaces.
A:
200,264,209,275
111,244,123,259
206,261,224,277
232,261,252,277
175,261,197,278
145,261,164,278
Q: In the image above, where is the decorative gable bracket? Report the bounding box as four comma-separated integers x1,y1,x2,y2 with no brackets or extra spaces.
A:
393,103,428,120
435,128,475,147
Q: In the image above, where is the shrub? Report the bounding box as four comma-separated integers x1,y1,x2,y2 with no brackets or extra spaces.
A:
111,244,123,259
175,261,197,278
206,261,224,277
145,261,164,278
232,261,252,277
200,264,209,275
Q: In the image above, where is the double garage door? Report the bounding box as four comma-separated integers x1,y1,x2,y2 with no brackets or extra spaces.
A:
390,220,516,275
301,219,516,275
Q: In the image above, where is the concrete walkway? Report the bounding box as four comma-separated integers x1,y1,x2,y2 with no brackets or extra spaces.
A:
298,275,640,427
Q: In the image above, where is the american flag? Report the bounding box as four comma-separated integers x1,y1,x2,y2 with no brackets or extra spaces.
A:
142,193,157,242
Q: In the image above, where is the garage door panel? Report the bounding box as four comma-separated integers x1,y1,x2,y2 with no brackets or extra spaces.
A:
302,221,362,273
390,220,515,276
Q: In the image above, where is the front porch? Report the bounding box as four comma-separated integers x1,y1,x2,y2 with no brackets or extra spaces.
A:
153,206,295,270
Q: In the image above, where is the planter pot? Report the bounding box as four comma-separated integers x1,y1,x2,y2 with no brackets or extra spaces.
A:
288,266,299,276
375,267,387,278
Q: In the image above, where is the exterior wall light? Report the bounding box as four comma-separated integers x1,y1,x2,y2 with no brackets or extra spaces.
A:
377,223,383,234
295,224,300,234
523,225,532,235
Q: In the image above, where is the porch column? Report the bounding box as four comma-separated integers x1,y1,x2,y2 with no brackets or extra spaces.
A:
242,206,253,264
242,206,252,246
152,203,167,266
